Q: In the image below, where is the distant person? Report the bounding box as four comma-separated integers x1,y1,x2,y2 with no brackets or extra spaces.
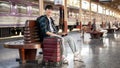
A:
76,19,79,25
36,5,82,64
88,21,92,31
108,22,111,29
113,21,119,29
91,18,97,31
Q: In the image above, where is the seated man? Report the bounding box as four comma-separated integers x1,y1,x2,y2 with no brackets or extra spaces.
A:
36,5,82,64
91,18,107,33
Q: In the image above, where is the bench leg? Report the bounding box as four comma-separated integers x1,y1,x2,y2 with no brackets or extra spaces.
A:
19,48,26,64
19,49,37,64
25,49,37,61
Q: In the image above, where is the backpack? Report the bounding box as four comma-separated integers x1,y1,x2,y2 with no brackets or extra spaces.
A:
36,15,47,42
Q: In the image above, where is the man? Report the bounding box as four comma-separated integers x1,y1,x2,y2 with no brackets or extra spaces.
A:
91,19,107,36
91,18,97,31
36,5,82,64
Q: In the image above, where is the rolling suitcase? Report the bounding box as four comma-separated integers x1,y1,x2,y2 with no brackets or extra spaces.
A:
42,37,63,66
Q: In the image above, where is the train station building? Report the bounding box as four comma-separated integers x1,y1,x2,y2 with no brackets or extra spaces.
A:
0,0,120,68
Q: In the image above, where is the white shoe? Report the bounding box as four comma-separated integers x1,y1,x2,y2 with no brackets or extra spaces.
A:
63,58,68,64
62,55,68,64
74,52,84,62
74,56,84,62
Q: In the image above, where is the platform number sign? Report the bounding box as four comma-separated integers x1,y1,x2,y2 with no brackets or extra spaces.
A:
54,0,64,5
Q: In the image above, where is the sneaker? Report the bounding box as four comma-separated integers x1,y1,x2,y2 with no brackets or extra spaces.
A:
74,56,83,62
62,55,68,64
74,52,84,62
63,58,68,64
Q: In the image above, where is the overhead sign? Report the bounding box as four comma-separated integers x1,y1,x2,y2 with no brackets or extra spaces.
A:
99,0,112,2
54,0,64,5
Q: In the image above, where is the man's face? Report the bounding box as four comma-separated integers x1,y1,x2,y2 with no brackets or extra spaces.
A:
93,19,96,23
45,9,52,16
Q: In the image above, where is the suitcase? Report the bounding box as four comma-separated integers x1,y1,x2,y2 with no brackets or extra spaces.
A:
42,37,63,66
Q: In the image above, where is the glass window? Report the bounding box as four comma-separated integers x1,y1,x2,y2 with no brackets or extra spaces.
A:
31,6,39,15
113,12,115,16
109,11,112,16
106,9,109,15
17,4,27,14
91,3,97,12
0,1,10,13
98,5,102,13
52,10,59,25
82,0,89,10
102,7,105,15
74,0,80,7
67,0,80,8
49,0,54,1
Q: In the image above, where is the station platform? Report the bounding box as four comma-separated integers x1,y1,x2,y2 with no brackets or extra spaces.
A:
1,31,120,68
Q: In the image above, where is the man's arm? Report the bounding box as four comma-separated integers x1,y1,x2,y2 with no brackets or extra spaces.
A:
46,31,62,38
37,16,65,38
58,32,68,36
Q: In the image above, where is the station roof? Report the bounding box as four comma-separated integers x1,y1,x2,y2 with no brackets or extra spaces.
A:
1,0,120,13
28,0,120,13
92,0,120,13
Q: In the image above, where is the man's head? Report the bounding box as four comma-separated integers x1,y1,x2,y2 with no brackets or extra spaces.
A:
45,5,53,17
93,18,96,23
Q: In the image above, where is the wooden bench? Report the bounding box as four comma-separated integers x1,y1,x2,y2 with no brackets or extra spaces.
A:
106,28,115,33
89,31,103,39
4,20,41,64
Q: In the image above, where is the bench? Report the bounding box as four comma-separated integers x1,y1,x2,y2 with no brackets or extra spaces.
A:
89,31,103,39
4,20,41,64
106,28,115,33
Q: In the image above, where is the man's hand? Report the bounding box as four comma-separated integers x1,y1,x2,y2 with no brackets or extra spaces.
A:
46,31,62,38
61,32,67,35
60,32,67,37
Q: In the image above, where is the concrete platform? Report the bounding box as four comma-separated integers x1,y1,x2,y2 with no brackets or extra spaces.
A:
1,31,120,68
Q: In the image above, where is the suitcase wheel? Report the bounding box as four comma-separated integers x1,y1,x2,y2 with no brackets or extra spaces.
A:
53,61,63,67
42,61,49,66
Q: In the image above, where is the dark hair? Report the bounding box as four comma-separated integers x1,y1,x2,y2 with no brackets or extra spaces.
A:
45,5,53,10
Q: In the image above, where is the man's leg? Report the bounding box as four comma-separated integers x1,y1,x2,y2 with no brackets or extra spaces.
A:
60,37,68,64
63,35,78,53
60,37,67,57
63,35,83,62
